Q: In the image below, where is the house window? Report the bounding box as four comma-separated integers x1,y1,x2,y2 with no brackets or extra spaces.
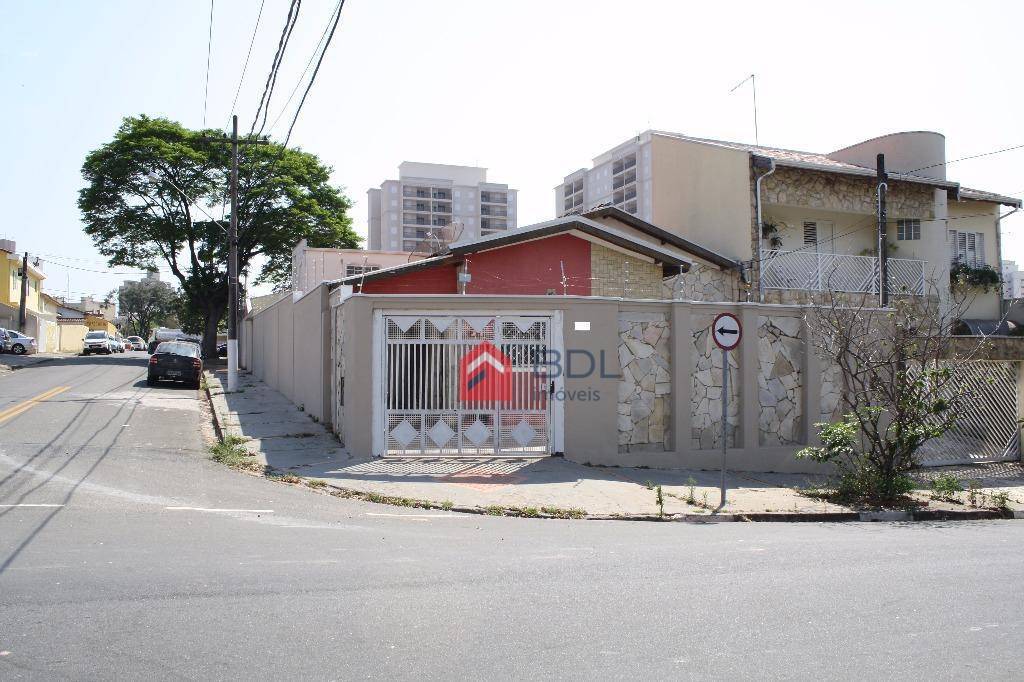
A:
949,230,986,268
345,264,380,277
897,219,920,241
803,221,818,246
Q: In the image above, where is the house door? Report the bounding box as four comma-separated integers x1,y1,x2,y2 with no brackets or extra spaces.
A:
380,314,554,456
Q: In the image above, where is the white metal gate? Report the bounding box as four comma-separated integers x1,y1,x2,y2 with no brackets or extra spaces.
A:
381,314,552,456
917,361,1021,466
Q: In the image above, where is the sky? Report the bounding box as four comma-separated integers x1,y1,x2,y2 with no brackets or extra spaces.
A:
2,0,1022,303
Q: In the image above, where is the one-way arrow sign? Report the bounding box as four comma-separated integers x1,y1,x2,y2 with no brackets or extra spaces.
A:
712,312,742,350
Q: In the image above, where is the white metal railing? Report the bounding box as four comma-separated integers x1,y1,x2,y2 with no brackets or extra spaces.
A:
760,250,925,295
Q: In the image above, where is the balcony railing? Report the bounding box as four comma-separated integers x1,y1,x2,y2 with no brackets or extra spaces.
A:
760,249,925,295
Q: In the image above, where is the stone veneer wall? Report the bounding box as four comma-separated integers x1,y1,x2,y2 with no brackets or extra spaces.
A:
616,312,671,452
591,243,662,299
757,315,804,446
819,359,842,424
690,313,740,449
751,164,937,297
662,261,739,303
762,166,935,219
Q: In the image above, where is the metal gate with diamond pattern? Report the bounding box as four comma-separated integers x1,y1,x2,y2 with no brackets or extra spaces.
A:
380,314,552,456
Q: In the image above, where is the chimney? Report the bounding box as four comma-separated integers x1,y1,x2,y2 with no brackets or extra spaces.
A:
0,239,15,254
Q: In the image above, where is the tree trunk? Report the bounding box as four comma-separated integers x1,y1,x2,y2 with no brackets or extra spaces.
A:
201,300,226,360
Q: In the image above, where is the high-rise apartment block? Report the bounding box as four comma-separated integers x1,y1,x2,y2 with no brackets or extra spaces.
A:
368,162,518,252
556,135,652,219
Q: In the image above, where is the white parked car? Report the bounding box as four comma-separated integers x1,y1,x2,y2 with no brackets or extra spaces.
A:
0,329,37,355
83,331,114,355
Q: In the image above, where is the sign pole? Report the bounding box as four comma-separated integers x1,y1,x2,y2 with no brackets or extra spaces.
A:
711,311,741,510
721,347,728,506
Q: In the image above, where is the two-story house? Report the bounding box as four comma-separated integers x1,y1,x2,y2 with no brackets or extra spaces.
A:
0,239,48,332
557,130,1020,324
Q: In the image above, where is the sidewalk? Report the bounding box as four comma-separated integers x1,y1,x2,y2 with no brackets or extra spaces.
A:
0,351,77,376
204,369,1024,520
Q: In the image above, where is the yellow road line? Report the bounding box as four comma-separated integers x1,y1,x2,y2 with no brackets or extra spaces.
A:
0,386,70,424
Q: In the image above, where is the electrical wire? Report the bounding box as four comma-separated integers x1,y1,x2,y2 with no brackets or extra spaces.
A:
227,0,267,127
250,0,302,138
903,143,1024,176
203,0,215,128
280,0,344,149
267,0,340,134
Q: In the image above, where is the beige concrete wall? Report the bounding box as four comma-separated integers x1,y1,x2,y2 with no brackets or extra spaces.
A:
246,286,332,426
334,294,836,474
948,199,1002,320
57,322,87,352
648,135,753,260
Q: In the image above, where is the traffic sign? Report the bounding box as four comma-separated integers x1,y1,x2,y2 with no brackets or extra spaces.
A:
712,312,742,351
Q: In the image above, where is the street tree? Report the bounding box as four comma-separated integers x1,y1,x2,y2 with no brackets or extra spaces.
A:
78,115,358,357
118,276,179,339
798,278,998,502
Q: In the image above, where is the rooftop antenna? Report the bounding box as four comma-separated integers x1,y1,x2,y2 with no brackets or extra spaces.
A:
729,73,759,145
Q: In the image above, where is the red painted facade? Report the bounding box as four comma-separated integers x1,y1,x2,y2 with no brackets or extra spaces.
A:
359,262,459,294
357,234,593,296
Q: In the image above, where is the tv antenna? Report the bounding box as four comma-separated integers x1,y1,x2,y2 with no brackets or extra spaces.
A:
729,73,759,145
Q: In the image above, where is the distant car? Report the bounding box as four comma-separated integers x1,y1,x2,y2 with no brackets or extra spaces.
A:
83,330,113,355
127,336,146,351
217,343,227,357
111,338,124,353
0,329,37,355
147,341,203,388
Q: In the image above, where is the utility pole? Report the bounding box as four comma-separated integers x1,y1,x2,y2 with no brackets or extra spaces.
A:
877,153,889,307
17,252,29,332
227,115,240,393
200,116,265,392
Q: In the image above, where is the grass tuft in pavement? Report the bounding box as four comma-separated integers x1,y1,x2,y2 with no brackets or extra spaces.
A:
209,435,265,473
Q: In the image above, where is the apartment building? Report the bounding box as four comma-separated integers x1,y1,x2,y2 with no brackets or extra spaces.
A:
556,136,653,219
1003,260,1024,300
557,130,1021,323
367,162,518,252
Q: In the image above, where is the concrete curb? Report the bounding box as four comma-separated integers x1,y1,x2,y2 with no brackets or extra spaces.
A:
199,371,1021,524
314,481,1017,523
202,370,225,442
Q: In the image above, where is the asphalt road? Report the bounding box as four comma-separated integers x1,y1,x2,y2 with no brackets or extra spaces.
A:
1,354,1022,680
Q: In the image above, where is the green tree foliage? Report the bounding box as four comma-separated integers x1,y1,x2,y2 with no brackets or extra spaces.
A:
118,276,179,339
799,289,982,503
78,115,359,356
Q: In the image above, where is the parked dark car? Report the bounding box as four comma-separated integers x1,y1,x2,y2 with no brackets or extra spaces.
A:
217,343,228,357
147,341,202,388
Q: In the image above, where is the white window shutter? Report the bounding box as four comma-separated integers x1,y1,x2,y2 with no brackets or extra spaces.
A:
803,221,818,247
975,232,985,267
948,230,957,264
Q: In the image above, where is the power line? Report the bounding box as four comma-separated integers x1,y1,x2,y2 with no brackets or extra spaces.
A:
280,0,344,149
250,0,302,138
904,142,1024,175
203,0,215,128
227,0,267,126
267,0,340,134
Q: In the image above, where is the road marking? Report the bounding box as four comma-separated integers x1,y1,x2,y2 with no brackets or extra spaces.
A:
0,386,70,424
0,503,64,508
165,506,274,513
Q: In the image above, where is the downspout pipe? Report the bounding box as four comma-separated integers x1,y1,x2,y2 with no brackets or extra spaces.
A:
753,155,776,303
997,205,1020,317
